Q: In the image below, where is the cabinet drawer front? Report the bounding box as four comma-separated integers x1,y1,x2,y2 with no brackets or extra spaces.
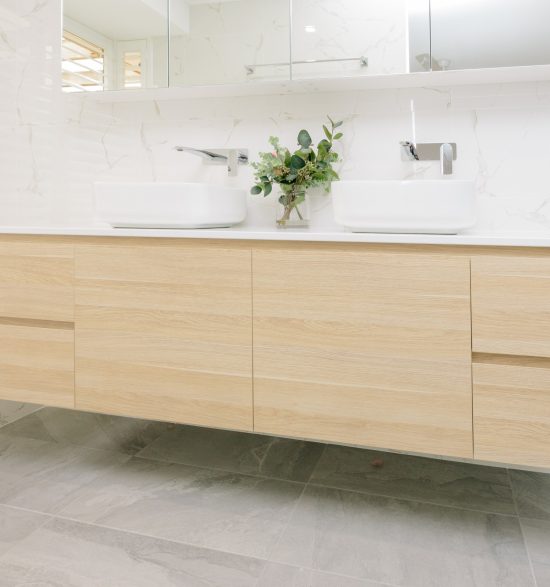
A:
0,324,74,407
0,242,74,323
75,244,253,431
253,249,473,458
474,360,550,467
472,256,550,357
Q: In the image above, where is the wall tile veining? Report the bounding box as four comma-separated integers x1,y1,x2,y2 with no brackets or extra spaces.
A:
2,0,550,234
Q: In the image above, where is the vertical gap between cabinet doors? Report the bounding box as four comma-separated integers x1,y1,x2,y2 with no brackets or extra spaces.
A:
72,244,77,410
469,256,474,457
250,250,255,431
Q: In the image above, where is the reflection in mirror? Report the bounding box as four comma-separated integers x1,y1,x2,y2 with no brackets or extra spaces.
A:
292,0,430,79
62,0,169,92
430,0,550,71
169,0,291,87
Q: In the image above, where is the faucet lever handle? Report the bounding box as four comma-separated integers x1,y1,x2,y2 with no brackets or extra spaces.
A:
440,143,454,176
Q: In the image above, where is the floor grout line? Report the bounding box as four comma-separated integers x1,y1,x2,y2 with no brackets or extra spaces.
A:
31,508,396,585
304,479,522,519
0,404,44,431
508,468,540,587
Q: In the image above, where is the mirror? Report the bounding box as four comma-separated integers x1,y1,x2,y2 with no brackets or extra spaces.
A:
430,0,550,71
62,0,169,92
61,0,550,93
292,0,429,79
169,0,291,87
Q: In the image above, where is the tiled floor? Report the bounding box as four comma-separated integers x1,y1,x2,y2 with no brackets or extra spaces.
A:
0,404,548,586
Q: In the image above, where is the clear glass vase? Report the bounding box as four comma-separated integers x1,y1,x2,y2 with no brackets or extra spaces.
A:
276,187,309,228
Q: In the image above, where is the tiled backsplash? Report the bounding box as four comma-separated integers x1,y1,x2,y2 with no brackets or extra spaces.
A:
2,0,550,233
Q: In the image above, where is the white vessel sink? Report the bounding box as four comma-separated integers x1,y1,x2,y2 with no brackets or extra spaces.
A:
332,180,476,234
95,182,247,229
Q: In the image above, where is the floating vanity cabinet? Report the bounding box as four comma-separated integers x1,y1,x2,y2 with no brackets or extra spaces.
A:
0,240,75,407
74,242,253,431
472,255,550,467
252,247,473,458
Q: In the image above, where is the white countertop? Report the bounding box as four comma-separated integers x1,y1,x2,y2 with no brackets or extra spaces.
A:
1,224,550,247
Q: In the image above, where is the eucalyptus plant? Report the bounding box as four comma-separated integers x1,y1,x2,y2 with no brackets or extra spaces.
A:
251,116,343,225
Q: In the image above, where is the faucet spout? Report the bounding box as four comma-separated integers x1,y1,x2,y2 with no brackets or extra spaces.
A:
400,141,419,161
174,146,249,177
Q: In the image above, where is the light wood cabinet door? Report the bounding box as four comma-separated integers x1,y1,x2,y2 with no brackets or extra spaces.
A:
472,256,550,357
253,248,473,458
75,243,253,430
0,323,74,407
0,240,75,407
474,358,550,467
0,241,74,323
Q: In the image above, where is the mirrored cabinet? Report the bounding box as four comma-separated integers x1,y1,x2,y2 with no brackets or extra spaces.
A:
62,0,169,91
169,0,291,87
61,0,550,94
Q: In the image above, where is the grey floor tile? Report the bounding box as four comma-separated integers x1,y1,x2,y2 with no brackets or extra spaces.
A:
137,424,324,483
510,470,550,521
0,505,48,557
0,435,128,514
0,505,49,587
521,518,550,587
270,485,534,587
0,516,266,587
57,456,305,559
257,562,385,586
0,401,41,428
0,407,172,456
310,445,516,515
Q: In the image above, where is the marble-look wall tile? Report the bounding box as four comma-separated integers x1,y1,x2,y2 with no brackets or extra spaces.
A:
1,0,550,235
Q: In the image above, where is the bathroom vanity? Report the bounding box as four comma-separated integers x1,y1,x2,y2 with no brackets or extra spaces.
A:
1,231,549,469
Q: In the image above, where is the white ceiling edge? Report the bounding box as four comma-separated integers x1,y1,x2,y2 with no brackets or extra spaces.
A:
66,64,550,104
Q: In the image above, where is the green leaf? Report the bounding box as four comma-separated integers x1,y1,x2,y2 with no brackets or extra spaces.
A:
297,129,312,148
284,151,292,166
251,185,262,195
333,132,343,140
323,125,332,141
263,182,272,196
290,154,306,170
333,120,343,128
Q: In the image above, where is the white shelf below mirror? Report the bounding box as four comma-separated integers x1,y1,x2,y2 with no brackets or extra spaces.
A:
68,64,550,103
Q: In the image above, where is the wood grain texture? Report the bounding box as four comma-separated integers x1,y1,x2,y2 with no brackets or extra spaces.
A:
74,244,253,430
474,362,550,467
0,242,74,322
472,256,550,357
253,248,473,458
0,324,74,407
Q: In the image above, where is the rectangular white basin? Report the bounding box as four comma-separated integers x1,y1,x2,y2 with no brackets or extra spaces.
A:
332,180,476,234
95,182,247,229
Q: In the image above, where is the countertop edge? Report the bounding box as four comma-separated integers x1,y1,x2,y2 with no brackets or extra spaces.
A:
0,225,549,248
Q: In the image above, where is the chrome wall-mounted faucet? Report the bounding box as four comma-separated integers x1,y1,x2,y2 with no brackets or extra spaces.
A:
400,141,457,176
174,147,249,177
